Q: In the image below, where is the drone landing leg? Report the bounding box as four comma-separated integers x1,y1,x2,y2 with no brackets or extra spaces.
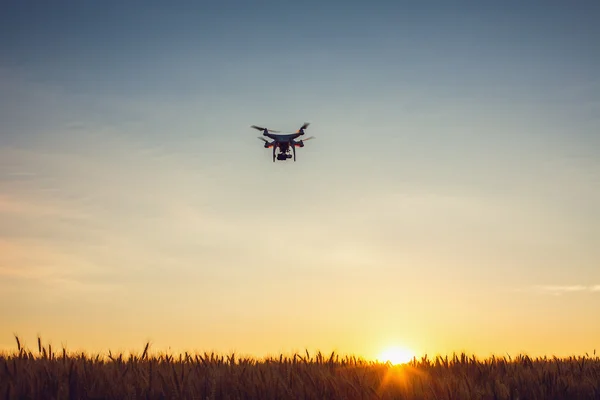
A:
292,145,296,162
272,145,276,162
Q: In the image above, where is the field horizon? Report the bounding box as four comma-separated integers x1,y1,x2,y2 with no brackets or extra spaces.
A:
3,336,599,399
2,335,598,365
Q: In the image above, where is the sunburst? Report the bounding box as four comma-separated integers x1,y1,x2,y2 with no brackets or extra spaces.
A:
378,346,415,365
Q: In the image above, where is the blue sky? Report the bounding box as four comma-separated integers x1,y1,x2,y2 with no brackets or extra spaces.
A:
1,1,599,358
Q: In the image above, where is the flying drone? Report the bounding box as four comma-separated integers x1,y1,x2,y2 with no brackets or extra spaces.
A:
252,122,315,162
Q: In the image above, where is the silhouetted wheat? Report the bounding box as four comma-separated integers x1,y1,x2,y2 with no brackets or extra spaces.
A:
1,336,599,399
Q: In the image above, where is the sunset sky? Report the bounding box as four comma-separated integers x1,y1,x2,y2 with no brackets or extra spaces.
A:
1,1,599,361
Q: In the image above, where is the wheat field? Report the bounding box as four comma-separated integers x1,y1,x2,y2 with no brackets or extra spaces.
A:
1,336,599,399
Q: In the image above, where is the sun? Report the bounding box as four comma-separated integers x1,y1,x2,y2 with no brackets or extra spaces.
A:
378,346,415,365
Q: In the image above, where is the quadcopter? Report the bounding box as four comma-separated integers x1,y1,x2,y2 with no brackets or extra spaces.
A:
252,122,315,162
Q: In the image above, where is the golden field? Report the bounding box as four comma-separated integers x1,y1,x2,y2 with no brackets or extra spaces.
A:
1,337,599,399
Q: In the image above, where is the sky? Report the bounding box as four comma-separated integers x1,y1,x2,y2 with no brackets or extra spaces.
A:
1,1,599,361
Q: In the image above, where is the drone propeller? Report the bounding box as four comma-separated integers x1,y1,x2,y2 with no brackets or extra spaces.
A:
258,136,274,148
296,122,310,133
293,136,315,147
251,125,280,133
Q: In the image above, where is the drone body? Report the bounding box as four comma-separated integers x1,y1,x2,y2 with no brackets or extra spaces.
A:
252,122,315,162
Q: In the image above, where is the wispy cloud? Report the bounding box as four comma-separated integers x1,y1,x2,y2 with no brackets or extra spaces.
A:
531,285,600,296
0,238,106,280
0,194,89,219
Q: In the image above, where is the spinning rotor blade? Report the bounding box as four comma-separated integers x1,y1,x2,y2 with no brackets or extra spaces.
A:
251,125,280,133
258,137,275,148
296,122,310,133
293,136,315,147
